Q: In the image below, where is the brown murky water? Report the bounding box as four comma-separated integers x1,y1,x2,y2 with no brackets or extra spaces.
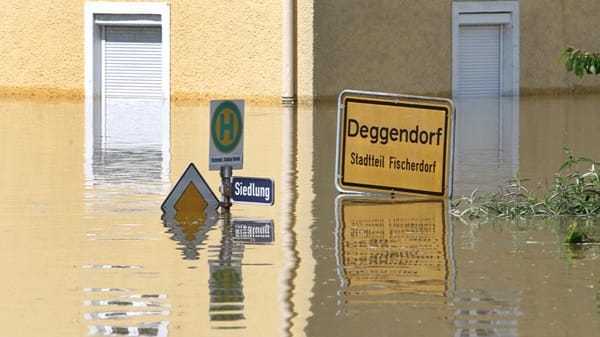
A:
0,95,599,336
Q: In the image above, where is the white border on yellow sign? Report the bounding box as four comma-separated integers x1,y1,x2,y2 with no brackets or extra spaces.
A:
161,163,220,215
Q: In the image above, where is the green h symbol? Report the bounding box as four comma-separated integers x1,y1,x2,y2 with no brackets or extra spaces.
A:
220,111,234,142
211,100,242,153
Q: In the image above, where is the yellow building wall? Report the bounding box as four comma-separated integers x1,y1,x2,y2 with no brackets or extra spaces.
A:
4,0,600,101
0,0,85,98
0,0,314,102
520,0,600,94
169,0,282,102
313,0,453,99
297,0,314,102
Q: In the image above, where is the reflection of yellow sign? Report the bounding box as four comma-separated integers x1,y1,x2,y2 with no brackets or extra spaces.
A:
336,91,454,197
336,197,449,299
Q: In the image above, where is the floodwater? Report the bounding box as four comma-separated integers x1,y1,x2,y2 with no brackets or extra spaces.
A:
1,94,600,337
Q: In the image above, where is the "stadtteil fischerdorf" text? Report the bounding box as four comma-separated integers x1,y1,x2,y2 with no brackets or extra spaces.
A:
346,118,443,174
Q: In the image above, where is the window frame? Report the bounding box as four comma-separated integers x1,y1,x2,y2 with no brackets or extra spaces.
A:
84,2,171,184
452,1,519,97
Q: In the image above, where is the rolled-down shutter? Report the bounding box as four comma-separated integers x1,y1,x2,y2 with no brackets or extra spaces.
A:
104,26,163,100
457,25,501,97
103,26,164,147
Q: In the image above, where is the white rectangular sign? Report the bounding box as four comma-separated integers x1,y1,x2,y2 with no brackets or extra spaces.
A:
209,100,244,170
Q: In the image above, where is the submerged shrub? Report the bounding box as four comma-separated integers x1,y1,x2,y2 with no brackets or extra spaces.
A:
452,149,600,220
451,149,600,243
564,222,589,244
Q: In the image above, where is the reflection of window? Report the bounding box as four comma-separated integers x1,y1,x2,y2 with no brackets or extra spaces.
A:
453,96,520,195
86,146,166,212
84,287,170,337
91,147,163,187
452,2,519,98
453,289,522,337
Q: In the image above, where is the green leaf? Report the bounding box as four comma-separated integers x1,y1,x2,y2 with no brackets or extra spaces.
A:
584,56,593,74
575,62,585,77
566,55,574,71
565,223,588,244
559,47,573,64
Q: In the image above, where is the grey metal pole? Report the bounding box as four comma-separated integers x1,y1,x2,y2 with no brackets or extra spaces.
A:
219,165,233,213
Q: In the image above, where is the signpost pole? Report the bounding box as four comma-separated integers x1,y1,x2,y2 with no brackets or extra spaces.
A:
220,165,233,213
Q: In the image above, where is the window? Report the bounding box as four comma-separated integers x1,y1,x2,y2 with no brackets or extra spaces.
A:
84,2,171,193
452,1,519,97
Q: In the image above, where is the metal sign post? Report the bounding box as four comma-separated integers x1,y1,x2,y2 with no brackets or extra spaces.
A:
220,165,233,212
208,99,245,212
207,99,276,212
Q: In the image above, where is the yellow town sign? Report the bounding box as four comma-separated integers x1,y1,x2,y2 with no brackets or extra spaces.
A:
335,90,454,198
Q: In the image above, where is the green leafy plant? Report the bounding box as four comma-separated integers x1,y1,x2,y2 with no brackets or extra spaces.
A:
453,148,600,218
564,222,593,244
559,46,600,77
452,149,600,243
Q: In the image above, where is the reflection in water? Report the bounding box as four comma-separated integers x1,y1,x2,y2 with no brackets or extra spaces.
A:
597,290,600,314
82,97,173,335
280,103,303,337
88,321,169,337
86,223,159,242
6,97,600,337
91,146,164,189
453,289,522,337
162,213,218,260
163,212,248,328
335,197,452,310
208,219,246,329
85,97,170,212
82,264,143,269
85,310,169,320
453,96,519,195
86,144,167,212
85,299,170,308
84,288,171,337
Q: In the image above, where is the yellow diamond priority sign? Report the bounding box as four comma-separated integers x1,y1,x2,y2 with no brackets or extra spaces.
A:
335,90,454,198
161,163,220,216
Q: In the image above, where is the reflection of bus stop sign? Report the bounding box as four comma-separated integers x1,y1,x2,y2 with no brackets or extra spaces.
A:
209,100,244,170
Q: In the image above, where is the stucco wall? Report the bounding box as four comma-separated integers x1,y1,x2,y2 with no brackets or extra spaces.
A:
520,0,600,94
313,0,600,99
0,0,84,98
169,0,282,102
1,0,313,102
296,0,314,102
171,0,313,102
313,0,453,99
3,0,600,101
